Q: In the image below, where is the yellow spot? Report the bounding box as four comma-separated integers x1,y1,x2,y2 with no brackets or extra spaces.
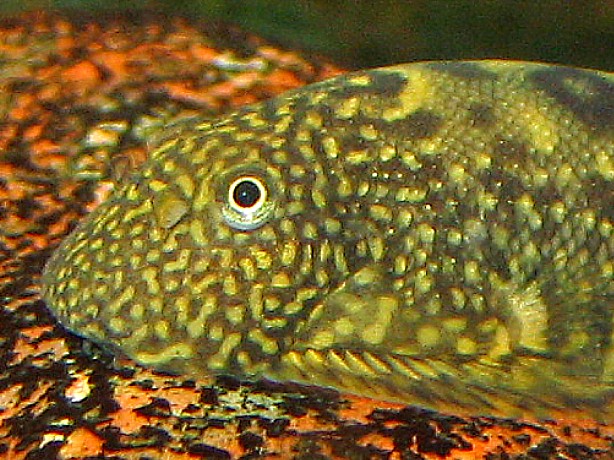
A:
287,201,305,216
251,249,272,270
142,267,160,295
164,249,191,272
357,181,370,196
89,238,103,250
395,186,427,202
175,174,195,199
126,184,140,201
346,150,370,164
417,325,440,348
84,303,99,317
208,324,224,341
154,320,171,340
324,218,341,235
443,317,467,332
478,191,498,212
464,260,481,285
596,150,614,180
129,303,144,320
289,164,305,179
450,288,466,310
348,74,372,86
396,209,413,229
394,255,407,274
336,96,360,119
223,275,237,296
225,304,245,325
122,199,153,224
417,223,435,244
107,285,134,314
555,163,576,189
136,343,195,366
448,163,467,184
302,222,318,240
129,255,142,269
280,242,297,266
311,329,335,348
457,337,477,355
305,110,322,128
549,201,567,223
271,272,291,288
148,179,167,192
359,124,378,141
108,317,126,334
263,317,287,329
400,151,421,170
311,189,327,208
248,329,279,355
319,136,339,159
189,219,207,247
379,145,396,161
521,104,559,154
369,204,393,222
334,245,348,273
336,179,353,198
414,268,433,294
489,325,512,360
474,152,491,170
299,144,315,160
334,317,355,336
368,236,385,262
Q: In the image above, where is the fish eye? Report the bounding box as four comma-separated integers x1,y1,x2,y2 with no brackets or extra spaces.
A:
230,177,265,210
222,175,272,230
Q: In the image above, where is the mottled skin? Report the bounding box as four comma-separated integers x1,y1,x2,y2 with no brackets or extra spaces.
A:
42,60,614,421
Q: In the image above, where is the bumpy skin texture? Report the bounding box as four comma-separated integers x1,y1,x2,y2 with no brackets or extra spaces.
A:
42,60,614,422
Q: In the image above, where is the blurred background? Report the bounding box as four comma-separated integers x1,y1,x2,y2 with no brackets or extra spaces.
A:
1,0,613,70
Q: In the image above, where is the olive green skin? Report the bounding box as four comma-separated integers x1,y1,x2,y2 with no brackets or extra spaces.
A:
42,60,614,420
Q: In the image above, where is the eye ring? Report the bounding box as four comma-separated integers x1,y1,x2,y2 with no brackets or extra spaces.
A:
222,175,273,230
228,176,267,212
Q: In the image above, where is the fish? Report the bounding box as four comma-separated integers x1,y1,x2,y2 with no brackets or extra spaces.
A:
41,60,614,421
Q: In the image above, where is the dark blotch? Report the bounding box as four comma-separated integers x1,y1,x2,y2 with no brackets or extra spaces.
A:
468,102,496,127
479,168,525,202
530,66,614,130
425,61,498,80
366,70,408,97
393,109,443,139
493,136,529,163
322,69,407,98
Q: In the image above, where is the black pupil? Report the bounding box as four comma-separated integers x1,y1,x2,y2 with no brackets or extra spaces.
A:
233,180,261,208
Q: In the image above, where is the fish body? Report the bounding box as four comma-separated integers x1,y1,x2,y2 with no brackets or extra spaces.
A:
42,60,614,420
